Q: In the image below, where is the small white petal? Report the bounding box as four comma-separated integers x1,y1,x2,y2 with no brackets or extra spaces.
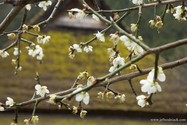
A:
157,73,166,82
35,84,41,90
75,94,84,102
83,93,89,105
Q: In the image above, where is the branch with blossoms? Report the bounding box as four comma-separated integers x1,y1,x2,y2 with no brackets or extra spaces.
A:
1,0,187,124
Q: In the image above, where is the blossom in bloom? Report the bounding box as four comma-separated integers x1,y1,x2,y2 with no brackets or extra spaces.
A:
92,14,100,21
15,66,22,71
69,52,75,59
73,88,89,105
131,23,137,32
35,84,49,97
43,35,51,44
73,44,82,53
33,25,40,32
136,95,149,108
13,47,21,56
140,79,162,94
110,33,120,45
25,4,31,11
95,31,105,42
83,45,93,53
69,8,87,20
114,94,125,103
109,66,117,73
149,20,155,28
37,35,43,44
36,51,44,60
6,97,15,107
77,71,89,80
72,106,78,114
147,67,166,82
0,50,9,58
31,116,39,125
173,6,186,22
132,0,143,5
7,33,16,40
120,35,136,48
107,48,115,57
80,110,87,119
133,44,144,55
28,45,43,58
48,94,57,104
38,0,52,11
112,56,125,67
87,76,95,86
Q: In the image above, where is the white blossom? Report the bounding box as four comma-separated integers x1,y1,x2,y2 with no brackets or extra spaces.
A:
107,48,115,57
112,56,125,67
95,31,105,42
83,45,93,53
109,66,117,73
35,84,49,97
120,35,136,48
147,67,166,82
136,95,149,108
133,44,144,55
132,0,143,5
70,8,87,20
13,47,21,56
6,97,15,107
0,50,9,58
36,51,44,60
110,33,119,45
92,14,100,21
43,35,51,44
73,88,90,105
140,79,162,94
173,6,186,22
25,4,31,11
38,0,52,11
87,76,95,86
73,44,82,53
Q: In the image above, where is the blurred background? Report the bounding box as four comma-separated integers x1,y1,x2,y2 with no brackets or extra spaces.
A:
0,0,187,124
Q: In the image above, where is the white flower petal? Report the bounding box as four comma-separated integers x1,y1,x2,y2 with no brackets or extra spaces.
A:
35,84,41,90
75,94,83,102
157,73,166,82
83,93,89,105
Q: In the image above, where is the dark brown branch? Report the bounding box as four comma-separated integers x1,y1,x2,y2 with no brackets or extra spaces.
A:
0,5,24,34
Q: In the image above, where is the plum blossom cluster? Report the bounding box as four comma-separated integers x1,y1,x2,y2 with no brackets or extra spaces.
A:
97,91,125,103
69,8,87,20
24,115,39,125
132,0,143,5
149,16,163,33
0,97,15,111
172,5,187,22
136,67,166,107
68,44,93,59
26,44,44,60
25,0,52,11
120,35,144,56
37,35,51,44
